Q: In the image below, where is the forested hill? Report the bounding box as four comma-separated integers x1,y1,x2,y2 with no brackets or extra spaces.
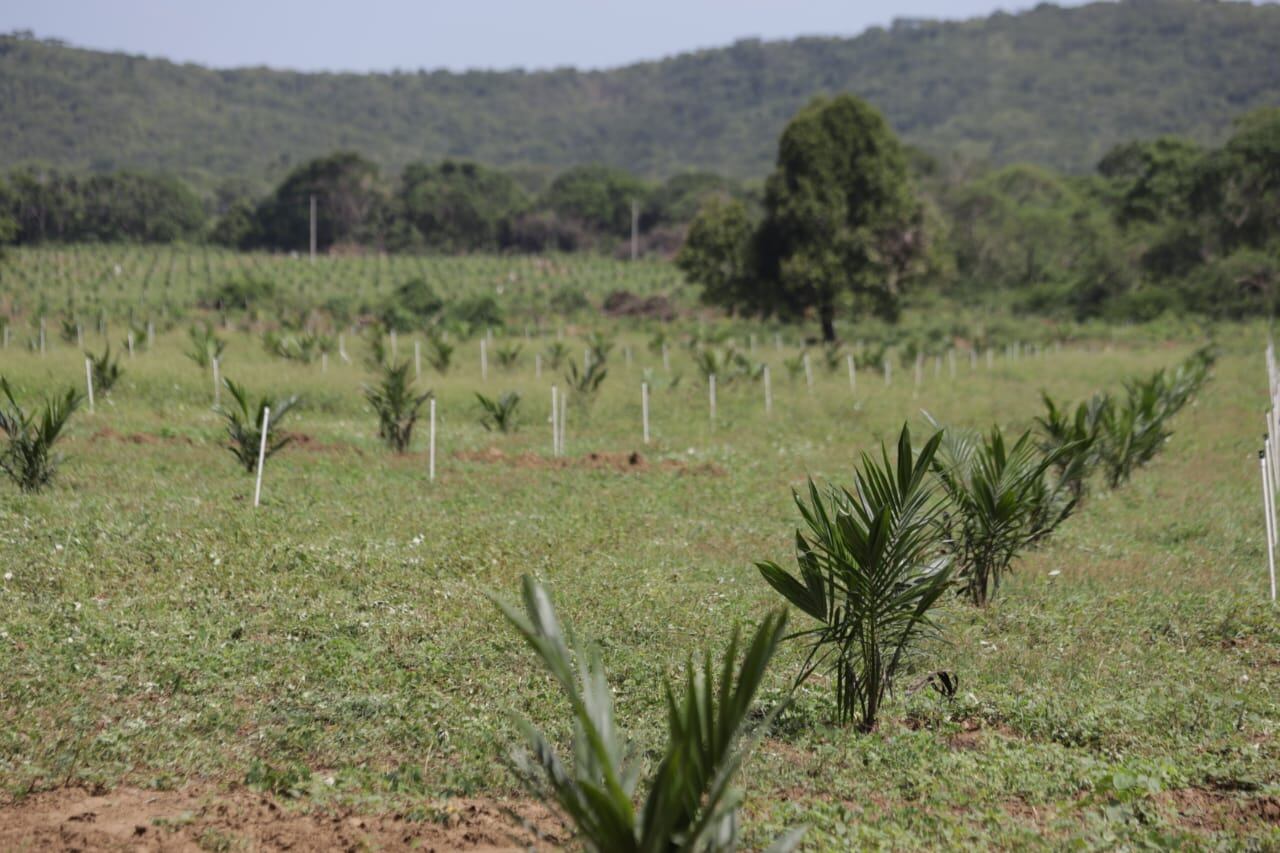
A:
2,0,1278,187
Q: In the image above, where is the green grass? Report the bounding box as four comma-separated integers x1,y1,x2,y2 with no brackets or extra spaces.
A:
0,248,1276,849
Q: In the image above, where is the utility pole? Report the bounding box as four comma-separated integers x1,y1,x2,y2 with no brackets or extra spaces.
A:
630,198,639,261
309,194,317,263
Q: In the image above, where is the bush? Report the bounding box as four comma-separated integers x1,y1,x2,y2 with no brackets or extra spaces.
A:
0,377,82,493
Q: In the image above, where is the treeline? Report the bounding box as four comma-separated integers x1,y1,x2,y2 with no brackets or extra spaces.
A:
0,102,1275,324
0,156,752,257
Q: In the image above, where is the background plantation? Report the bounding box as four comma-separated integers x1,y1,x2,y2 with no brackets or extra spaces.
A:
0,246,1277,847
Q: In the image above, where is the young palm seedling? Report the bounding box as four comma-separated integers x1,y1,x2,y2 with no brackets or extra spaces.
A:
185,322,226,368
544,341,570,370
1098,374,1172,488
219,378,299,472
933,425,1066,606
584,330,614,366
0,377,82,493
365,361,431,453
758,425,951,731
476,391,521,433
86,346,124,395
492,575,801,853
425,333,455,374
495,343,523,370
565,360,607,408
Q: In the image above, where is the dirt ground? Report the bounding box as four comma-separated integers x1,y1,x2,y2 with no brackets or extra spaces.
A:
0,785,563,852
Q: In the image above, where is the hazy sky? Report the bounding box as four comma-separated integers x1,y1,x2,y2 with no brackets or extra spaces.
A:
2,0,1097,72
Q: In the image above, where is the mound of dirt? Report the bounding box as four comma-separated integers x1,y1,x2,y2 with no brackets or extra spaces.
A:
601,290,676,321
453,447,724,476
0,785,561,852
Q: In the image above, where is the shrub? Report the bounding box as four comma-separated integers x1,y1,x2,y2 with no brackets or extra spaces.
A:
381,277,443,331
0,378,82,493
446,294,503,330
493,575,800,853
86,345,123,395
365,361,431,453
758,425,951,730
476,391,520,433
219,378,299,473
201,276,276,311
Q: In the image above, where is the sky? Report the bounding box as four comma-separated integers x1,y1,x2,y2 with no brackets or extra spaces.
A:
1,0,1098,73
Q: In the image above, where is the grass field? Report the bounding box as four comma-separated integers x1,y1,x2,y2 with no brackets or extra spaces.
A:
0,248,1277,849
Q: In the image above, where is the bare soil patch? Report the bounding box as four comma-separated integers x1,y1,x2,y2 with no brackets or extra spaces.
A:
89,427,194,447
0,785,561,852
454,447,724,476
1162,787,1280,834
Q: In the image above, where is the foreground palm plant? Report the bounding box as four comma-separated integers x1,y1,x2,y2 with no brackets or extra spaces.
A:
933,426,1065,606
493,575,801,853
86,346,124,395
219,378,299,472
758,425,951,731
476,391,520,433
185,322,227,368
0,377,82,493
365,361,431,452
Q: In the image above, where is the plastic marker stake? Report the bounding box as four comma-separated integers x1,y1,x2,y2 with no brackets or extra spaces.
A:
253,407,270,508
85,358,95,414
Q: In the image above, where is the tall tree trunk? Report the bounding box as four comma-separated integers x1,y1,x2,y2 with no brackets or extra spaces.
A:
819,300,836,343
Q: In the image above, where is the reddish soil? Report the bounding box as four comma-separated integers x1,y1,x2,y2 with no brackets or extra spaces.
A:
89,427,193,447
0,785,562,852
1162,788,1280,833
454,447,724,476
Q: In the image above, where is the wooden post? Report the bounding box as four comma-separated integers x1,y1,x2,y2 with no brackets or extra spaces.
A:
253,407,270,508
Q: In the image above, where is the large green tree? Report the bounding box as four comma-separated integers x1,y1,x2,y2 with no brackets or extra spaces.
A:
542,165,647,237
682,95,923,340
398,160,528,251
252,151,384,251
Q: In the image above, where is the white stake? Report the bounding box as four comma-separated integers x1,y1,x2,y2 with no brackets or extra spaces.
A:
536,353,542,378
642,381,650,444
709,374,717,425
390,330,398,362
1262,450,1277,601
662,343,670,372
550,385,559,457
949,350,956,378
480,339,488,380
253,407,270,508
987,349,994,370
774,333,781,351
763,365,772,415
847,353,857,394
128,331,135,358
803,353,813,392
212,357,221,408
429,398,437,482
321,352,328,373
559,389,568,456
147,320,155,349
884,359,891,385
339,334,351,364
76,323,83,348
85,358,95,414
625,346,632,368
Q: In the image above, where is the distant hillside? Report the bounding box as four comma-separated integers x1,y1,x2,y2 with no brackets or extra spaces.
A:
1,0,1278,186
